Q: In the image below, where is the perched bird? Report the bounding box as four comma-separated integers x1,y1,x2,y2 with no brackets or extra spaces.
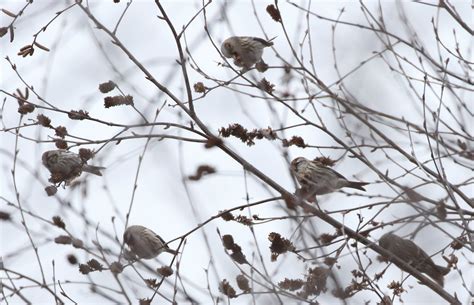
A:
123,225,177,259
221,36,274,70
379,233,450,287
290,157,368,197
42,150,104,183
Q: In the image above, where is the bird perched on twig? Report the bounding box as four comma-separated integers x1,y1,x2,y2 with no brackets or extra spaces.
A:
290,157,368,198
123,225,178,260
42,149,104,184
221,36,274,71
379,233,450,287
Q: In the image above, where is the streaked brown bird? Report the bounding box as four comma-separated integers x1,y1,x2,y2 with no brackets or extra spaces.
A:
379,233,450,287
221,36,274,70
290,157,368,197
42,149,104,183
123,225,177,259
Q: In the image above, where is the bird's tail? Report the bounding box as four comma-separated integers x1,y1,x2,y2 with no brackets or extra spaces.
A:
83,165,105,176
426,265,450,287
346,181,369,191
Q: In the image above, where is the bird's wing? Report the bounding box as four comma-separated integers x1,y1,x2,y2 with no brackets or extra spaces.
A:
239,37,271,47
325,166,348,181
250,37,273,46
402,239,433,264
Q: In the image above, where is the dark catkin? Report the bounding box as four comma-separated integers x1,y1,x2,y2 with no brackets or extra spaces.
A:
278,278,304,291
0,27,8,37
145,278,159,288
188,165,216,181
218,279,237,298
230,246,248,264
266,4,282,22
52,216,65,229
78,264,92,274
255,61,269,72
98,80,116,93
236,274,251,292
282,136,307,148
157,266,173,277
0,211,11,221
79,148,93,161
257,78,275,94
220,210,235,221
193,82,206,93
268,232,295,261
68,110,90,120
313,156,336,167
55,126,67,138
87,259,103,271
17,103,35,114
72,238,84,248
319,233,337,245
44,185,57,196
54,139,68,149
67,254,78,265
450,236,466,250
54,235,72,244
222,235,235,250
37,114,51,127
104,95,134,108
139,299,151,305
110,262,123,274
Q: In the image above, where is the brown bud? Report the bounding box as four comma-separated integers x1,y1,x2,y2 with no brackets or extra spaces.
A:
193,82,206,93
55,126,67,138
104,95,134,108
67,254,78,265
0,27,8,38
278,278,304,291
79,148,93,161
72,238,84,248
52,216,66,229
157,266,173,277
222,235,235,250
54,235,72,244
266,4,281,22
54,139,68,149
98,81,116,93
45,185,58,196
236,274,251,292
18,103,35,114
68,110,90,120
230,248,248,264
79,264,92,274
138,299,151,305
257,78,275,94
110,262,123,274
87,259,103,271
0,211,11,221
220,210,234,221
218,279,236,298
144,278,158,289
37,114,51,127
255,61,269,72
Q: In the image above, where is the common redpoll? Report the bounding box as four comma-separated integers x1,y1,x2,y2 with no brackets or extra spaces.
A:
123,225,177,259
379,233,450,287
290,157,368,196
221,36,274,70
42,149,104,183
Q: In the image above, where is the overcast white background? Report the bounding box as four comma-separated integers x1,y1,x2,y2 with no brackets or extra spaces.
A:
1,0,472,304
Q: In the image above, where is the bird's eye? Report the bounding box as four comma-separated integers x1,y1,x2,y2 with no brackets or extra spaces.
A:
224,42,231,49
